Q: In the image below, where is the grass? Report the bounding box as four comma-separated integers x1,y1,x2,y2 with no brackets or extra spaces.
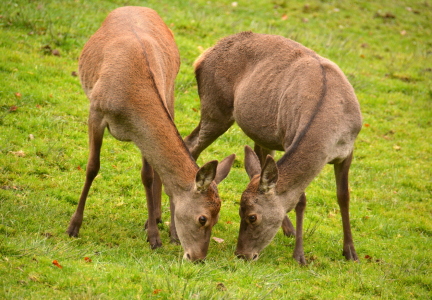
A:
1,0,431,298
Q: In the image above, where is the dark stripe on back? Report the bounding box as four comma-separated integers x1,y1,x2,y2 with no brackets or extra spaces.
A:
277,54,327,167
130,26,198,166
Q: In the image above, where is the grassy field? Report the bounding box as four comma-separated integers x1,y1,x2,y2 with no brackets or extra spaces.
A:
1,0,431,298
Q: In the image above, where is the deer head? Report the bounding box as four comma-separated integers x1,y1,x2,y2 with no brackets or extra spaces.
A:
235,147,286,260
173,155,234,261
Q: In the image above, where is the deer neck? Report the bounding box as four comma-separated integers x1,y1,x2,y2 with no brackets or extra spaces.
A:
133,114,198,195
275,141,328,212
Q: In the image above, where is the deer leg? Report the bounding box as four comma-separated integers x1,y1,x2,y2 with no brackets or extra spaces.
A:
153,171,162,224
142,159,162,249
255,144,296,237
292,193,306,264
169,197,180,244
67,114,104,237
184,118,234,160
334,152,358,261
145,171,163,229
281,215,296,237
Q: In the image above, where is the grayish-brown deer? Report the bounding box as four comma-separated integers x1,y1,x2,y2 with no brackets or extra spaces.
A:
184,32,362,264
66,6,235,262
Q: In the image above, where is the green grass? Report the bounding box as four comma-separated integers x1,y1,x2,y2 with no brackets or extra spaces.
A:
1,0,431,298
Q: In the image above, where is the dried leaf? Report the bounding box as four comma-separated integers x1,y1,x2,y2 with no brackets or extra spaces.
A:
10,150,25,157
9,105,18,112
15,92,22,98
212,237,224,243
281,14,288,20
153,289,162,294
84,257,92,263
52,260,63,268
217,282,227,291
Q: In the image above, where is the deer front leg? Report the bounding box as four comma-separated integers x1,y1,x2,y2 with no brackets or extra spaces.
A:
67,115,104,237
334,152,358,261
169,197,180,244
292,193,306,264
184,118,235,161
281,215,296,237
142,159,162,249
144,171,163,228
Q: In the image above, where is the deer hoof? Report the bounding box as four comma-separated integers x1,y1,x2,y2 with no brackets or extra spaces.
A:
293,253,306,265
66,222,81,237
342,244,359,261
148,238,162,249
170,237,180,245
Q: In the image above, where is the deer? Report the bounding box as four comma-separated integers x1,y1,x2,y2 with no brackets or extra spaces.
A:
184,31,362,264
66,6,235,262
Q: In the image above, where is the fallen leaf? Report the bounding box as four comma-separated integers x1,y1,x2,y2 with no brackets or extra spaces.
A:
212,237,224,243
9,105,18,112
52,260,63,268
400,30,407,36
15,92,22,98
71,71,78,77
231,2,238,7
364,123,370,127
216,282,227,291
153,289,162,294
10,150,25,157
365,255,372,260
84,257,92,263
29,134,35,140
77,166,82,171
281,14,288,20
393,145,401,150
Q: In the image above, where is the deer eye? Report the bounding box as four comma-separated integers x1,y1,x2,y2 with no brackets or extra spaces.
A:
199,216,207,226
248,215,257,224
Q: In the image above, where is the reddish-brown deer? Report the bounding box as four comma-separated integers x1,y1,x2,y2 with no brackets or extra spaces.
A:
184,32,362,264
66,6,235,262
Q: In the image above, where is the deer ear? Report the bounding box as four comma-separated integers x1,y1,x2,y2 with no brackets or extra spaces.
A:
244,145,261,179
259,155,278,193
195,160,218,192
214,154,235,184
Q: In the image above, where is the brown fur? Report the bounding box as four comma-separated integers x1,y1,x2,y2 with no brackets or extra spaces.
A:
66,7,234,262
184,32,362,263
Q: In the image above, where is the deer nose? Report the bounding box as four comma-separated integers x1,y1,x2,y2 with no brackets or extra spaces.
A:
183,252,206,263
235,251,259,261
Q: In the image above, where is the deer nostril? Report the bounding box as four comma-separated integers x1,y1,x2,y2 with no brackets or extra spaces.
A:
186,253,191,260
252,254,258,260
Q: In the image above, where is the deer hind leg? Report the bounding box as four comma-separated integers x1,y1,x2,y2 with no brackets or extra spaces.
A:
142,159,162,249
254,144,296,237
292,193,307,264
67,113,104,237
334,152,358,261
